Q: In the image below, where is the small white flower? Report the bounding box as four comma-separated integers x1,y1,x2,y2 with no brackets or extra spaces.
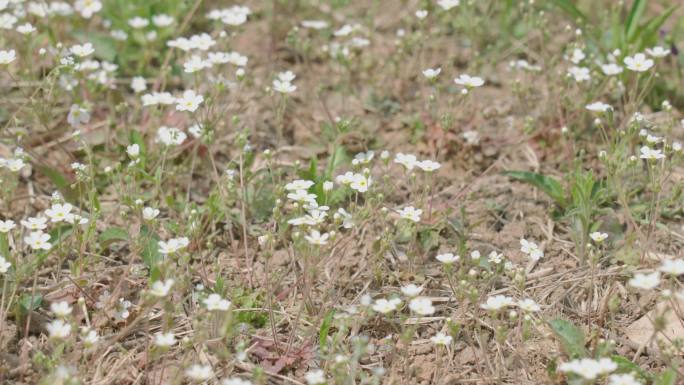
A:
397,206,422,223
372,298,401,314
0,49,15,65
158,237,189,254
422,67,441,79
608,373,640,385
301,20,329,30
176,90,204,112
454,74,485,88
154,332,177,347
130,77,147,93
394,153,417,170
285,179,315,191
408,297,435,315
480,295,515,311
568,66,591,82
601,63,623,76
624,53,654,72
589,232,608,243
24,231,52,250
430,332,452,345
152,14,174,27
222,378,252,385
185,364,213,381
69,43,94,57
50,301,73,318
46,319,71,339
142,207,160,220
520,238,543,261
0,256,11,273
569,48,585,64
45,203,73,223
628,271,660,290
517,298,541,312
436,253,459,264
400,284,423,297
127,143,140,158
416,160,441,172
304,230,329,245
203,293,231,311
128,17,149,29
273,79,296,93
415,9,428,19
304,369,326,385
149,279,174,297
645,46,670,58
82,328,99,346
437,0,460,10
156,126,187,146
0,219,16,233
67,104,90,127
639,146,665,160
659,259,684,276
585,102,612,112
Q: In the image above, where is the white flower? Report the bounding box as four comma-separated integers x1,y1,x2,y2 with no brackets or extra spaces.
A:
372,298,401,314
70,43,94,57
334,208,353,229
287,189,317,204
659,259,684,276
203,293,231,311
185,364,213,381
397,206,422,223
349,174,371,193
45,203,73,223
127,144,140,158
601,63,623,76
480,295,515,311
176,90,204,112
415,9,428,19
430,332,453,345
585,102,612,112
82,328,99,345
149,279,174,297
394,153,417,170
128,17,149,29
142,207,160,220
520,238,543,261
454,74,485,88
184,55,212,73
301,20,329,30
154,332,177,347
273,79,296,93
422,67,441,79
517,298,541,312
74,0,102,18
645,46,670,58
323,181,334,191
569,48,585,64
46,319,71,339
333,24,356,37
50,301,73,318
408,297,435,315
67,104,90,127
158,237,189,254
21,216,48,230
156,126,187,146
152,14,174,27
639,146,664,160
568,66,591,82
285,179,315,191
222,378,252,385
24,231,52,250
624,53,654,72
304,230,329,245
559,358,615,380
0,49,16,64
0,219,16,233
589,231,608,243
4,158,25,172
416,160,441,172
304,369,326,385
0,256,10,274
437,0,460,10
628,271,660,290
401,284,423,297
130,77,147,93
436,253,459,264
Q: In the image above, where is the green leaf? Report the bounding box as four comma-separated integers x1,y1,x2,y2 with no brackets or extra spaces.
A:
0,233,9,260
319,310,335,350
19,294,42,313
140,225,161,268
548,319,587,358
549,0,587,22
503,171,567,208
637,5,678,49
656,369,677,385
99,227,128,248
73,31,117,62
611,355,653,382
625,0,646,42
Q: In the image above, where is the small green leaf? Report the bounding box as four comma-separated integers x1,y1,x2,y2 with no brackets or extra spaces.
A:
99,227,129,248
319,310,335,351
503,171,567,208
548,319,587,358
19,294,42,313
140,225,161,268
655,369,677,385
611,355,653,382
